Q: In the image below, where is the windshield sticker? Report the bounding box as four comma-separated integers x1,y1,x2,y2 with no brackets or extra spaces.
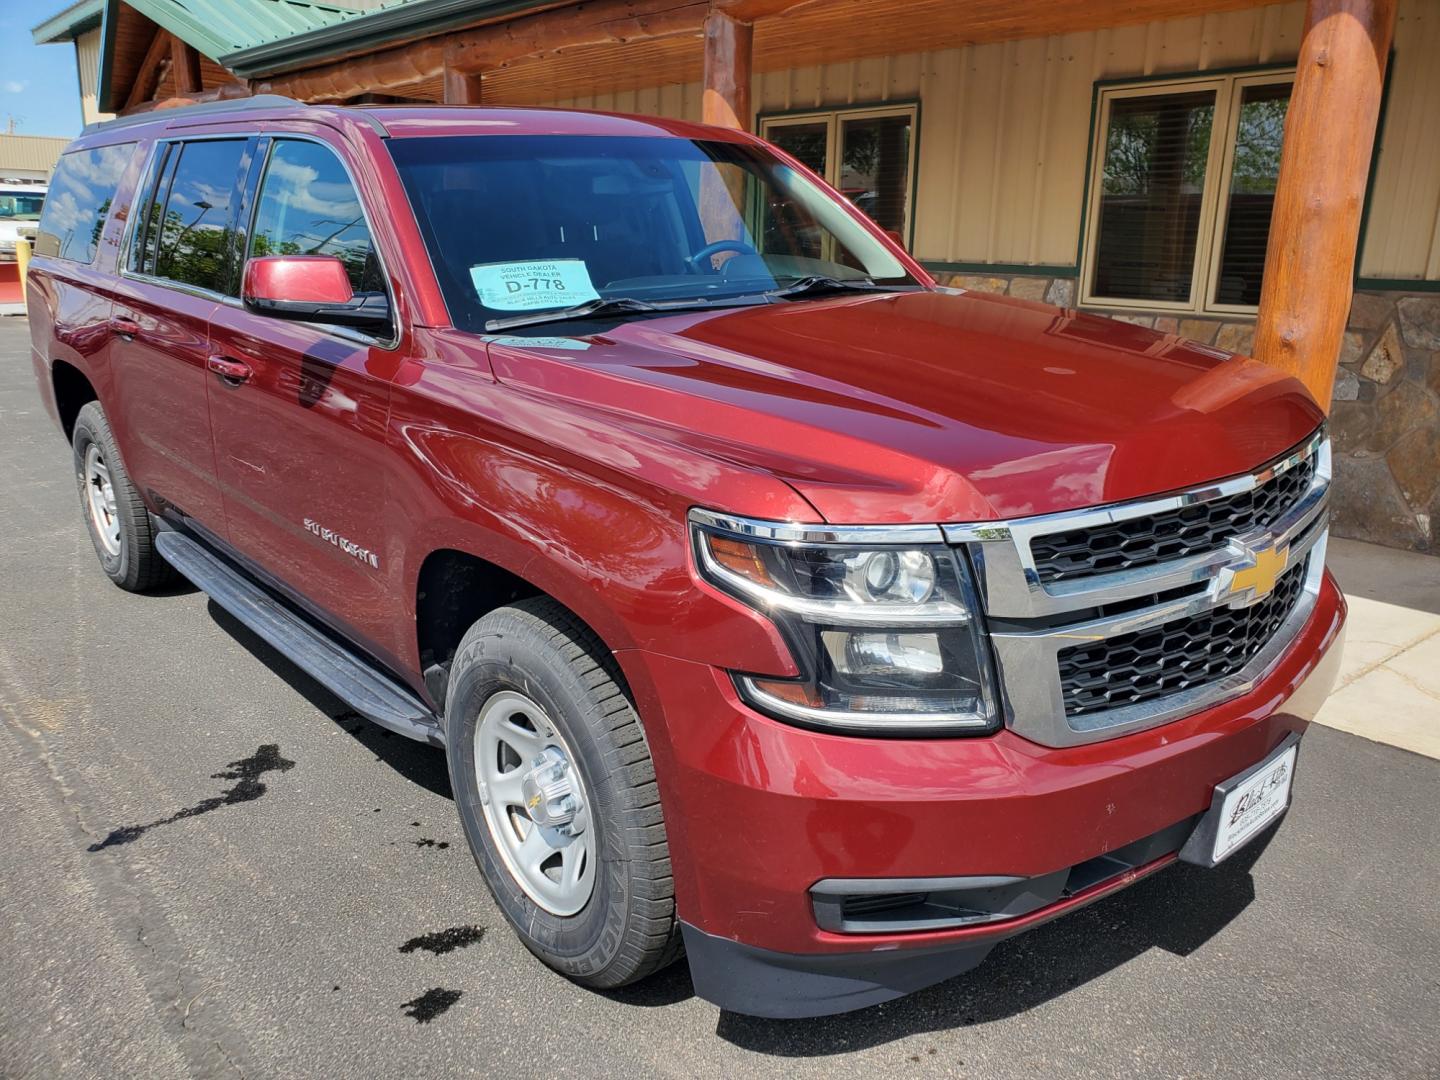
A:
470,260,600,311
483,335,592,351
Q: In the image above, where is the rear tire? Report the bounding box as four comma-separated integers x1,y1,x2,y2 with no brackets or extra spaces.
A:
71,402,177,592
444,597,681,988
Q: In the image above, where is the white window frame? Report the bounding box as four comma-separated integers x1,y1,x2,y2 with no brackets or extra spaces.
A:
759,103,919,249
1079,69,1295,318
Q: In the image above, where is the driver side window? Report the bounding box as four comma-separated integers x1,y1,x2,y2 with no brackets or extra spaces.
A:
248,139,382,294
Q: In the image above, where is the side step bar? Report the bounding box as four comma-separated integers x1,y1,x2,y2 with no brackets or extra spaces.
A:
155,531,444,747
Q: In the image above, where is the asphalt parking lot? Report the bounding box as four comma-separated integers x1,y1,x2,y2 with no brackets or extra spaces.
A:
1,317,1437,1080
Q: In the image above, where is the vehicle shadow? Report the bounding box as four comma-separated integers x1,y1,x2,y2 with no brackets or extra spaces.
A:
205,600,453,800
125,575,198,599
712,831,1275,1056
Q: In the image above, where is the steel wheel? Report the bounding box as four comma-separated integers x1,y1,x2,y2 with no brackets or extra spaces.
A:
83,443,121,557
474,689,596,917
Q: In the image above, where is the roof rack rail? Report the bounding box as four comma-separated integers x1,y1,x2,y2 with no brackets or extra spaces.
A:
81,94,303,136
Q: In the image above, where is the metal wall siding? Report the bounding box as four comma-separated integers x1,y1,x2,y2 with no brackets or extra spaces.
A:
0,135,72,175
548,0,1433,281
550,82,703,123
1359,0,1440,281
76,28,111,126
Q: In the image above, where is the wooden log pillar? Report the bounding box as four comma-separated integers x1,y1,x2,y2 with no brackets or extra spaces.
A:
171,39,203,95
1253,0,1395,409
125,30,174,109
443,58,483,104
702,8,752,130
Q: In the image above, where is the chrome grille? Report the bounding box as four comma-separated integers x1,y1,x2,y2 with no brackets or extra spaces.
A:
945,429,1331,748
1057,558,1309,718
1030,460,1315,584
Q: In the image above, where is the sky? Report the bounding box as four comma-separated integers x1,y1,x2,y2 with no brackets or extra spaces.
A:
0,3,87,138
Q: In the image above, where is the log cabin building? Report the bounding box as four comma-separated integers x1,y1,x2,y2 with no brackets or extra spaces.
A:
33,0,1440,553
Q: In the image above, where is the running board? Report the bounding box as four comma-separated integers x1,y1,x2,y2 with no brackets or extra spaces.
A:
155,531,444,747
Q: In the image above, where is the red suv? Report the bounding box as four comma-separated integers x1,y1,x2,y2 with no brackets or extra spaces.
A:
26,97,1345,1018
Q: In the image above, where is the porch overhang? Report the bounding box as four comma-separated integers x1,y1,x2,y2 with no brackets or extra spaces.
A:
251,0,1286,103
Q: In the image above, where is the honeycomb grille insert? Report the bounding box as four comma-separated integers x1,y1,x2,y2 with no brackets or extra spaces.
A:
1030,460,1314,584
1056,560,1308,719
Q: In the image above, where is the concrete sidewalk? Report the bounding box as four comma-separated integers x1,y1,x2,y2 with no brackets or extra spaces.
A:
1315,537,1440,759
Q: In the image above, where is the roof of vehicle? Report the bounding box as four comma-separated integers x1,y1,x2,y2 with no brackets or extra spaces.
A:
73,96,756,149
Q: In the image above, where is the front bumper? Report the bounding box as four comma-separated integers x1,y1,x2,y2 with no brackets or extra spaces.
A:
622,571,1346,1017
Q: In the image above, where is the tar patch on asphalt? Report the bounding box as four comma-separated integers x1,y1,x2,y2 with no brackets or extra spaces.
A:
398,926,486,956
412,838,450,849
401,988,462,1023
87,744,296,852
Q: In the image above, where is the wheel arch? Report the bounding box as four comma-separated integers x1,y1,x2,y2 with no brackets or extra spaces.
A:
411,537,643,711
51,358,99,442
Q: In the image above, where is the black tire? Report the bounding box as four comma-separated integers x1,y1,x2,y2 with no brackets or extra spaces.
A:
444,597,681,988
71,401,177,592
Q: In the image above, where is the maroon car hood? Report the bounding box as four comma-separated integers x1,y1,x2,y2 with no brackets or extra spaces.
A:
486,289,1322,524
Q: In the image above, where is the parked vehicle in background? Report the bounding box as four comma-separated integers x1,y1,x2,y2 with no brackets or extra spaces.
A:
0,180,46,260
23,97,1345,1019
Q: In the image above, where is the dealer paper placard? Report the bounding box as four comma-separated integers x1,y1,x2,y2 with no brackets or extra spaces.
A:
470,259,600,311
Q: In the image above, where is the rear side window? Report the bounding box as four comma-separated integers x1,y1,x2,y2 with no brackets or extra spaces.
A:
34,143,134,263
137,139,248,294
248,139,383,294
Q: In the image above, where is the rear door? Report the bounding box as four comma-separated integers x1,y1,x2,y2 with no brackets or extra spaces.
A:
109,135,253,533
205,130,402,665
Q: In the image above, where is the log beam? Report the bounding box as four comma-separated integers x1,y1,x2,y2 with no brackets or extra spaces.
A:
702,7,753,129
123,81,250,115
1252,0,1395,409
713,0,822,20
171,38,203,95
254,0,713,102
126,29,174,109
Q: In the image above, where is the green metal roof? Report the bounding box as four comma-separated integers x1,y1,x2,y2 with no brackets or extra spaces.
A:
32,0,105,44
118,0,376,63
223,0,550,77
35,0,558,107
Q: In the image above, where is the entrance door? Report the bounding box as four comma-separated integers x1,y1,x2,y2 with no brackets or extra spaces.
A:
205,133,404,666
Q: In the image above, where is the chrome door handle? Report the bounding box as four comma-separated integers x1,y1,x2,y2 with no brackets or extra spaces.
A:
207,355,253,385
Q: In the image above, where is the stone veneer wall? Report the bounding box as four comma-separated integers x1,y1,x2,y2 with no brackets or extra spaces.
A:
933,270,1440,554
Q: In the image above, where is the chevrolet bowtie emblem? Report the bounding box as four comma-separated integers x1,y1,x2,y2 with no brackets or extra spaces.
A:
1229,539,1288,600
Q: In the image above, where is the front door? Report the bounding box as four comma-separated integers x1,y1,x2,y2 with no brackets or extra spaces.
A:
109,136,251,532
206,133,402,667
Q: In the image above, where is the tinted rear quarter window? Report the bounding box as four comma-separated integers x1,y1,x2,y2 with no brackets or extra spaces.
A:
34,143,135,263
144,139,249,294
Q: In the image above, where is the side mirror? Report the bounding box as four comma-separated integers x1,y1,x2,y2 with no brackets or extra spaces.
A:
242,255,390,332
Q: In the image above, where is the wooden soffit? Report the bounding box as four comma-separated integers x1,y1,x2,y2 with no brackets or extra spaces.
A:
481,0,1279,105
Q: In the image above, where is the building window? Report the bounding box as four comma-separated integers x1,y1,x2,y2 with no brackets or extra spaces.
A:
1080,71,1293,316
760,104,917,247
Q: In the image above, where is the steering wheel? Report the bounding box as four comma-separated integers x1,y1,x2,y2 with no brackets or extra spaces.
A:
687,239,758,270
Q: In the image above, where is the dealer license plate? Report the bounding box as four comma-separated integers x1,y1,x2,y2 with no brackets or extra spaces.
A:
1211,743,1297,863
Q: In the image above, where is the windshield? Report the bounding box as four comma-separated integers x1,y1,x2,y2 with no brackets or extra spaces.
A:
0,192,46,221
387,134,921,333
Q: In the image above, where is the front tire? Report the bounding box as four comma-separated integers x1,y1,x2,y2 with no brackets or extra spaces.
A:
71,402,177,592
445,598,681,988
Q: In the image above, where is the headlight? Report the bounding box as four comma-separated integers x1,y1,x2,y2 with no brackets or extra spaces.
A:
690,509,999,735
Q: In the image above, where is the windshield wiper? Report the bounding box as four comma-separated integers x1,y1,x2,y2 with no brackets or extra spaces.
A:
484,296,662,332
484,294,761,332
763,276,914,301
